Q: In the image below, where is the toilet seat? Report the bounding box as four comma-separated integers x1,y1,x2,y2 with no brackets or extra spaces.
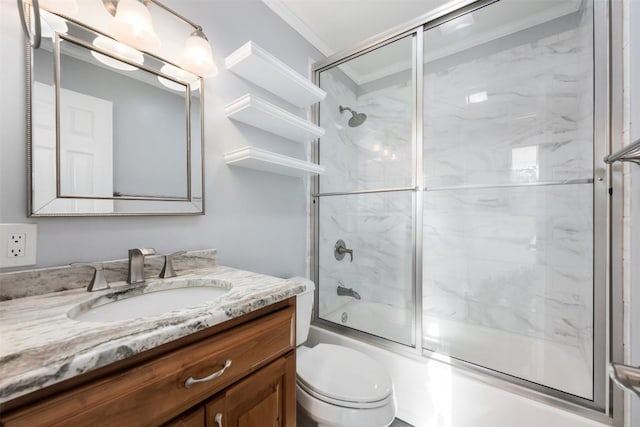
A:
297,344,393,409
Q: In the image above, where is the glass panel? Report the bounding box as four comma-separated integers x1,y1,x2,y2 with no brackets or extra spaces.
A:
422,0,594,399
423,184,593,397
318,191,415,346
58,37,189,199
318,35,414,193
423,0,593,189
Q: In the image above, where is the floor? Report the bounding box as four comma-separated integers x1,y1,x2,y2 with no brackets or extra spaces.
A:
391,419,414,427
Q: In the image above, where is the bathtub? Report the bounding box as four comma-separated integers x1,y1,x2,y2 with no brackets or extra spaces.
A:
313,300,605,427
323,299,414,345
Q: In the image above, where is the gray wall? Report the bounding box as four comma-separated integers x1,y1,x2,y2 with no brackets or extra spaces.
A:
34,47,189,198
0,0,323,278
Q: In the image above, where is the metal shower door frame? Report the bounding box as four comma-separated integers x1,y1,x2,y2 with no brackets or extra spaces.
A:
309,0,617,423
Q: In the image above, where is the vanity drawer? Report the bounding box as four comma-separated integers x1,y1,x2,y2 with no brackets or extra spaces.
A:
1,305,295,427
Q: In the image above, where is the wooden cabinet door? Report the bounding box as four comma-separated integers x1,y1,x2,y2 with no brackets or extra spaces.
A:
166,406,205,427
209,354,296,427
205,395,225,427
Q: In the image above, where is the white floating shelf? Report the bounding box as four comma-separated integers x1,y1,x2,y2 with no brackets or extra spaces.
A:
224,146,325,177
225,94,325,143
225,41,326,108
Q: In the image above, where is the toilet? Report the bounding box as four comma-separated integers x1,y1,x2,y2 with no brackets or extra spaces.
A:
293,278,397,427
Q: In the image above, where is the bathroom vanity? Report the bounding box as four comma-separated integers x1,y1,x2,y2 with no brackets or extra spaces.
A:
0,251,303,426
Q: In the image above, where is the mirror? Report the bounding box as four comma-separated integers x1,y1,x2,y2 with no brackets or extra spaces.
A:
28,11,204,216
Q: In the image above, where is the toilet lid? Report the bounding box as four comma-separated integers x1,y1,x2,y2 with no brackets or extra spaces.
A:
297,344,393,405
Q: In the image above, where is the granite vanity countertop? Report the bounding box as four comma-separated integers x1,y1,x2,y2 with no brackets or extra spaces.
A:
0,265,306,405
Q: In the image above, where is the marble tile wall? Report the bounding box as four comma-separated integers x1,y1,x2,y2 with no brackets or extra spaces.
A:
316,66,415,345
316,1,595,378
421,0,595,385
317,191,413,316
422,185,593,350
318,48,413,194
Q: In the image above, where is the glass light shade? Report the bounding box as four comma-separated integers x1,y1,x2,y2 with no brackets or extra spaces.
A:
39,0,78,16
109,0,160,51
91,36,144,71
181,32,218,78
158,64,200,92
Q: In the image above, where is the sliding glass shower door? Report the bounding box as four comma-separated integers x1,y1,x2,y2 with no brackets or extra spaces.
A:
316,35,416,346
421,0,596,399
313,0,605,408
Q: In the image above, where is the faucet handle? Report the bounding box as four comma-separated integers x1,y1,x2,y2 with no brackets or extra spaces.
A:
129,247,156,257
159,251,186,279
71,263,110,292
334,240,354,263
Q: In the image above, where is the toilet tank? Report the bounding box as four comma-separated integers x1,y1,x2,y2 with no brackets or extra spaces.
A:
291,277,315,346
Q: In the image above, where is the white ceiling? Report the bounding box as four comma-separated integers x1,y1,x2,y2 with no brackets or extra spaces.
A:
262,0,582,85
261,0,452,56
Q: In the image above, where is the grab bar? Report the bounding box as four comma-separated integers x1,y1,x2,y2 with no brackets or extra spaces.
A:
604,137,640,165
609,362,640,398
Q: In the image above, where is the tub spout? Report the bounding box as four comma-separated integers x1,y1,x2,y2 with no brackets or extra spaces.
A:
337,284,361,300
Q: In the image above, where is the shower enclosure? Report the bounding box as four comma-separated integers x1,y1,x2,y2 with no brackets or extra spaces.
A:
311,0,608,411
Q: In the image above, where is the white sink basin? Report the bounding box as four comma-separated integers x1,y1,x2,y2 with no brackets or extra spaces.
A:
69,281,232,322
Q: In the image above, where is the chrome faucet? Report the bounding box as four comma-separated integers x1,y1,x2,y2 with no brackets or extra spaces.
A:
337,284,361,300
127,248,156,285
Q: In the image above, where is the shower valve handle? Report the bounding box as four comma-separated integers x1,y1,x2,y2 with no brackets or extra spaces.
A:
334,240,353,262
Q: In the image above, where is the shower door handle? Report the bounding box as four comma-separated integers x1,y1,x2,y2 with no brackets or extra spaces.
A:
334,240,353,262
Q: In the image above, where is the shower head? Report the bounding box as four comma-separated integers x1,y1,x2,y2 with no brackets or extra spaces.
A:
339,105,367,127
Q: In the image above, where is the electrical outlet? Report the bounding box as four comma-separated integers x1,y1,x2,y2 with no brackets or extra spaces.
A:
7,233,26,257
0,224,37,268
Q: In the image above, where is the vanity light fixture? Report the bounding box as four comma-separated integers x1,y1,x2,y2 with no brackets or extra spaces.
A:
18,0,219,78
39,0,78,16
181,28,218,77
102,0,218,77
107,0,160,51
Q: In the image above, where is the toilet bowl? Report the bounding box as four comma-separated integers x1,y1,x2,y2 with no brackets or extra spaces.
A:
292,277,396,427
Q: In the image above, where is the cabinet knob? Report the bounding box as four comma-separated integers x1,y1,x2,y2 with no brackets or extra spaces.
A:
214,413,223,427
184,359,232,388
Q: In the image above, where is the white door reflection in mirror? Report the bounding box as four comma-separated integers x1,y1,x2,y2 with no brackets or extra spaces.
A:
59,87,113,214
33,82,114,213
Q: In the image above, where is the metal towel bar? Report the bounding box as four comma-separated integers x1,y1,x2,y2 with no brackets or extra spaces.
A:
609,362,640,398
604,138,640,165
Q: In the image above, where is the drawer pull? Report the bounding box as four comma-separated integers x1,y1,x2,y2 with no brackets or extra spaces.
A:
214,413,223,427
184,359,232,388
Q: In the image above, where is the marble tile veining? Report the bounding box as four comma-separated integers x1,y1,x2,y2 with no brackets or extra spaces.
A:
0,250,305,404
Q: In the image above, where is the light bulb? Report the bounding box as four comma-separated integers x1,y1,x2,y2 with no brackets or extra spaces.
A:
39,0,78,16
91,36,144,71
109,0,160,51
180,29,218,78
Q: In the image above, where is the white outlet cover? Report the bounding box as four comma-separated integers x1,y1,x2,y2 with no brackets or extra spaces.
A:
0,224,37,268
